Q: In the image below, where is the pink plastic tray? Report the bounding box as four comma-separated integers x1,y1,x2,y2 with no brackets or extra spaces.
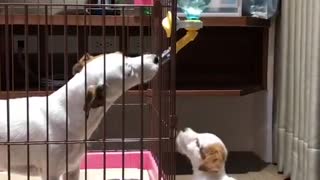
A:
80,151,160,180
134,0,153,5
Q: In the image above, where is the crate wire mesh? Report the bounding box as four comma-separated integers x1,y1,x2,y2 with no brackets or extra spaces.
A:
0,0,177,179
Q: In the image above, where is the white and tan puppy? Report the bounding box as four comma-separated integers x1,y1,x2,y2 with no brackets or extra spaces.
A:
0,52,159,180
176,128,236,180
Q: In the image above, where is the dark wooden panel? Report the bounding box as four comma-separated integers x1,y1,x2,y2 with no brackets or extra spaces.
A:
0,15,152,27
201,16,270,27
1,21,269,96
0,90,150,99
176,26,267,94
0,16,270,27
176,86,263,96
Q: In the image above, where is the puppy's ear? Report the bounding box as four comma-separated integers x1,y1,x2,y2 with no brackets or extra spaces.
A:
198,144,227,173
83,85,106,114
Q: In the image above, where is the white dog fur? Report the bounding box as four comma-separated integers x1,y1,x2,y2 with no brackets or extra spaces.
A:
0,52,159,180
176,128,236,180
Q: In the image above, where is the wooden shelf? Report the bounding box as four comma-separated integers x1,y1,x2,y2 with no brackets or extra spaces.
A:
0,91,52,99
0,90,149,99
0,86,263,99
200,16,270,27
177,16,270,27
176,86,263,96
0,15,151,26
0,15,269,27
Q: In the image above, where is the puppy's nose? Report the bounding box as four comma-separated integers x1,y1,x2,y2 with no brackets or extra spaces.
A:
153,56,159,64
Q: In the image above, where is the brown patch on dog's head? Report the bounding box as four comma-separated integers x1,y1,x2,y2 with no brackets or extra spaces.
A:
198,143,227,173
72,53,96,75
83,85,106,117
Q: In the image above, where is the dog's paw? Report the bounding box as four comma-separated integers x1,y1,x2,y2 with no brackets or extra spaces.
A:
83,85,107,114
90,85,106,108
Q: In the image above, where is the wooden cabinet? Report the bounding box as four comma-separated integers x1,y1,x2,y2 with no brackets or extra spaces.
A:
176,17,270,96
0,15,270,97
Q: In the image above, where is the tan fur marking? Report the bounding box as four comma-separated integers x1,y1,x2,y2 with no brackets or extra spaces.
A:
72,51,123,75
198,143,227,173
83,85,106,116
72,53,101,75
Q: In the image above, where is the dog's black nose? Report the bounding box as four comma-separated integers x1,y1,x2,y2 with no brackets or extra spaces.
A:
153,56,159,64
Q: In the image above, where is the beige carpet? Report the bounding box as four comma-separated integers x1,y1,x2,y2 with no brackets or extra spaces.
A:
177,165,286,180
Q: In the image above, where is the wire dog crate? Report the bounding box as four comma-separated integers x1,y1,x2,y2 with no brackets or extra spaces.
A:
0,0,177,179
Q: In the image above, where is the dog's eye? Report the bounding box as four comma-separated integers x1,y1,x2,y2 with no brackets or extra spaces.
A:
196,138,200,148
124,63,134,77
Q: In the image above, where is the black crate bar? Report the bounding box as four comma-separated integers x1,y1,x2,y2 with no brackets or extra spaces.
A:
4,4,11,180
102,2,107,180
44,5,50,180
50,3,54,91
170,0,177,179
83,3,89,180
37,4,41,91
10,8,14,91
121,5,126,180
139,6,145,180
63,4,69,180
24,4,31,180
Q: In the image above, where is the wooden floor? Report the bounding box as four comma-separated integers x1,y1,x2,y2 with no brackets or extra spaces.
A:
0,165,286,180
0,169,150,180
177,165,286,180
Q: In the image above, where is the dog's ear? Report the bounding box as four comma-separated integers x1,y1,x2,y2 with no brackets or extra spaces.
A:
79,53,94,63
198,143,227,173
72,53,95,75
72,62,84,75
83,85,106,114
82,53,94,62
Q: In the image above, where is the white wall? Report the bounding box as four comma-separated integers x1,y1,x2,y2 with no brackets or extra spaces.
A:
176,92,272,161
176,95,256,152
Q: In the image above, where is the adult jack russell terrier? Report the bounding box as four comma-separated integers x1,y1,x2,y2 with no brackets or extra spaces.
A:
0,52,159,180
